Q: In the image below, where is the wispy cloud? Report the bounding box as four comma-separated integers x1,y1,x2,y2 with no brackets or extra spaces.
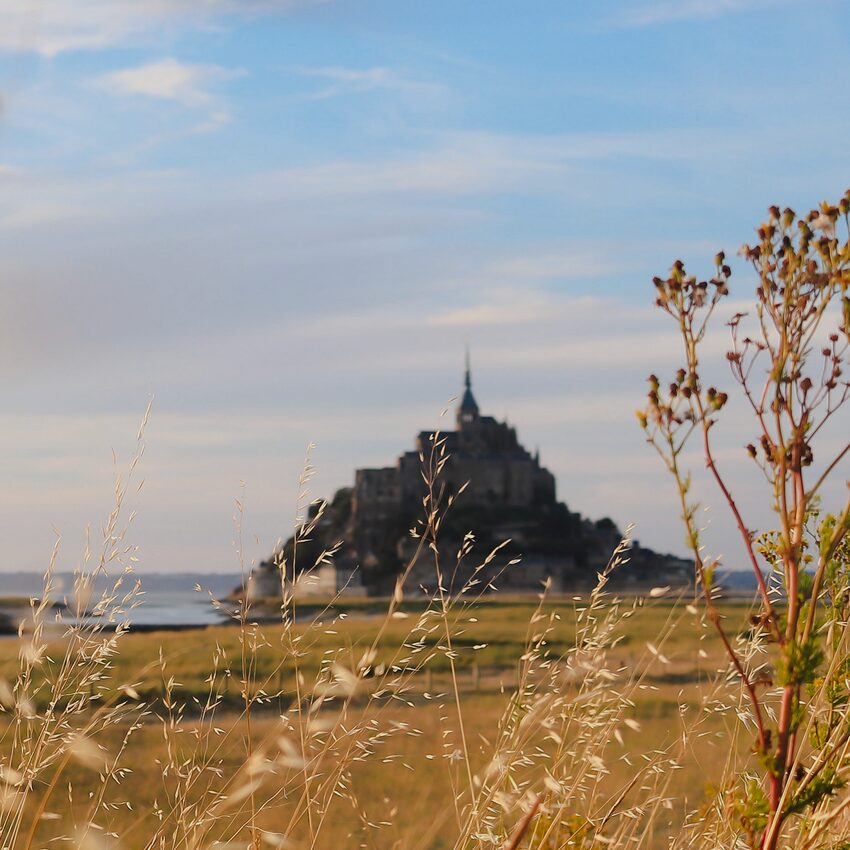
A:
0,0,319,56
98,58,244,107
235,126,773,205
616,0,791,26
295,65,443,100
488,252,629,281
429,300,555,328
0,201,85,228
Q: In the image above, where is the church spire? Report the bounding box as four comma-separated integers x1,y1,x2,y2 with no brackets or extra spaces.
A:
458,346,479,428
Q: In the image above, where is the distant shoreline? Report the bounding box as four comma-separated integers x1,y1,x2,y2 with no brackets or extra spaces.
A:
1,587,764,639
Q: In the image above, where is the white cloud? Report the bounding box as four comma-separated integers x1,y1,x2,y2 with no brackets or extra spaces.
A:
295,66,443,100
245,127,768,202
488,251,629,281
98,58,244,106
617,0,790,26
430,301,554,328
0,0,318,56
0,125,790,230
0,202,85,228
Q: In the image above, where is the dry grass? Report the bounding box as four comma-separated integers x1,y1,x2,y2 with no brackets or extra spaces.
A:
0,551,761,850
1,421,847,850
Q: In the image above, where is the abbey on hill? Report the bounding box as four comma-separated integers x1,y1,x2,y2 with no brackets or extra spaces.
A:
244,361,690,599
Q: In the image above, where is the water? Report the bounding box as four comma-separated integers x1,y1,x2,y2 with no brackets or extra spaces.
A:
0,572,241,628
1,569,759,630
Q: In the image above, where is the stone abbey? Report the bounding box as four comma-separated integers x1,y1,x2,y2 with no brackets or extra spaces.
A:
244,361,690,599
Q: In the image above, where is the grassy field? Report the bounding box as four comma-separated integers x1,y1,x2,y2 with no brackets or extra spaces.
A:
0,593,760,708
0,591,765,849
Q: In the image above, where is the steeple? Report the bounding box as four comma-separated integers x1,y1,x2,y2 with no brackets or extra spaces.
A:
458,346,479,429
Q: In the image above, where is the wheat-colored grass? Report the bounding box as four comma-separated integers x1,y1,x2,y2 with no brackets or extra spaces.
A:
2,420,848,850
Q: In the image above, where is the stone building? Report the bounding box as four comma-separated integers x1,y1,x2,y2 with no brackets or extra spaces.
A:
242,559,366,602
241,360,691,599
353,362,554,525
346,359,577,592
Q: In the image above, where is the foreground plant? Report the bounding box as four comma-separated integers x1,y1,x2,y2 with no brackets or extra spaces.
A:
640,194,850,848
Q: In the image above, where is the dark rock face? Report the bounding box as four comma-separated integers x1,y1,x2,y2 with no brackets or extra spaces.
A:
273,365,692,595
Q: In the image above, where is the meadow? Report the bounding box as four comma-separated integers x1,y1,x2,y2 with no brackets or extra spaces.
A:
0,583,762,850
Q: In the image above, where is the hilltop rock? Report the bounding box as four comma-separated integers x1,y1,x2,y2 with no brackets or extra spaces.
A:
246,361,691,598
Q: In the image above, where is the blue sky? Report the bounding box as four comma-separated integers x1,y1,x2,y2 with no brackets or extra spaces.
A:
1,0,848,576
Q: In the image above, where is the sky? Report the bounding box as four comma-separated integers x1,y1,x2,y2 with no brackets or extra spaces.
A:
0,0,848,578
